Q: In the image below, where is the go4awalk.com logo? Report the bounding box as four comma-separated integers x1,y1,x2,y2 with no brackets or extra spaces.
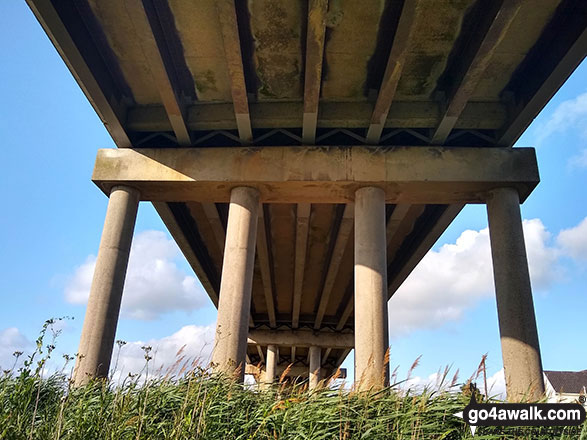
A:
454,392,586,436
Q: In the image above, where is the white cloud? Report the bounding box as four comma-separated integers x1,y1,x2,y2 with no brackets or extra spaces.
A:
65,230,209,320
568,149,587,169
389,219,559,336
110,324,215,383
0,327,32,371
557,216,587,260
400,367,505,400
523,219,561,286
403,372,443,392
402,370,460,394
536,91,587,142
486,369,506,400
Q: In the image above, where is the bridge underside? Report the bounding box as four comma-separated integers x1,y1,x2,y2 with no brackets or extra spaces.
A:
27,0,585,395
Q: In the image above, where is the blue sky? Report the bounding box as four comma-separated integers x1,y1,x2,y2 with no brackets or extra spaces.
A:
1,2,585,392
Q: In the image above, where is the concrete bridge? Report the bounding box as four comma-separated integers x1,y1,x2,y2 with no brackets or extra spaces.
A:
28,0,586,399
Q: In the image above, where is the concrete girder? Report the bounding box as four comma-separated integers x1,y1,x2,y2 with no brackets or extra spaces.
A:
247,329,353,350
92,146,539,204
245,364,347,380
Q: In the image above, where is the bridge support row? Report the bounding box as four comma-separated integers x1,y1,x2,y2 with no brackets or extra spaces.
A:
72,182,544,400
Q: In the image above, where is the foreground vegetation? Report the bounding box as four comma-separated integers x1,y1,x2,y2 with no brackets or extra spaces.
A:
1,320,585,439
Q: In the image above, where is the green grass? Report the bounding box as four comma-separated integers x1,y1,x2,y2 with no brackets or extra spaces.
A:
1,320,585,439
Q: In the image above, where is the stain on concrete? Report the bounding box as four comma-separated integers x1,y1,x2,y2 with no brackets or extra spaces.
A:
249,0,303,100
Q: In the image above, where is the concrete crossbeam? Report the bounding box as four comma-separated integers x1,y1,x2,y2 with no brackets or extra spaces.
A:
125,101,508,132
246,364,347,380
247,329,354,350
92,146,539,204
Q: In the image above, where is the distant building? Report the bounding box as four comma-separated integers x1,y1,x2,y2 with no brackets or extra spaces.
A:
544,370,587,406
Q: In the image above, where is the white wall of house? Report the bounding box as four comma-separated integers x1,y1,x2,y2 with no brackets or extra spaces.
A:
544,374,587,407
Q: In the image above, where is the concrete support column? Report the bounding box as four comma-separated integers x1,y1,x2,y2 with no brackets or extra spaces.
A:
487,187,545,401
354,187,389,390
211,187,259,381
73,186,140,385
309,346,321,390
264,344,278,387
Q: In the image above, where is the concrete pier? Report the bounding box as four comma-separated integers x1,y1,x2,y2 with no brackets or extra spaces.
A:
309,346,321,390
264,344,278,387
211,187,259,381
487,187,545,401
73,186,140,385
354,187,389,390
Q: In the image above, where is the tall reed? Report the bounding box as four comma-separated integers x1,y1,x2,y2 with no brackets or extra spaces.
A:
0,321,584,439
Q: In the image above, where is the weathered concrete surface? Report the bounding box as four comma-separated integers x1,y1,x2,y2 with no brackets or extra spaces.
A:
487,187,545,401
309,346,321,389
247,329,354,349
74,186,140,386
354,187,389,390
249,0,303,100
211,187,259,381
93,146,540,204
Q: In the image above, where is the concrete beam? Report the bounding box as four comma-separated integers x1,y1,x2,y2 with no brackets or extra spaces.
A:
498,4,587,147
302,0,328,144
385,204,411,239
201,203,226,258
256,205,277,327
215,0,252,143
126,101,508,132
386,205,426,264
366,0,419,144
321,348,332,366
93,146,539,204
246,364,347,379
431,0,522,144
126,0,192,146
314,204,354,329
185,202,224,270
335,297,353,331
336,349,352,367
292,203,311,328
247,329,354,350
